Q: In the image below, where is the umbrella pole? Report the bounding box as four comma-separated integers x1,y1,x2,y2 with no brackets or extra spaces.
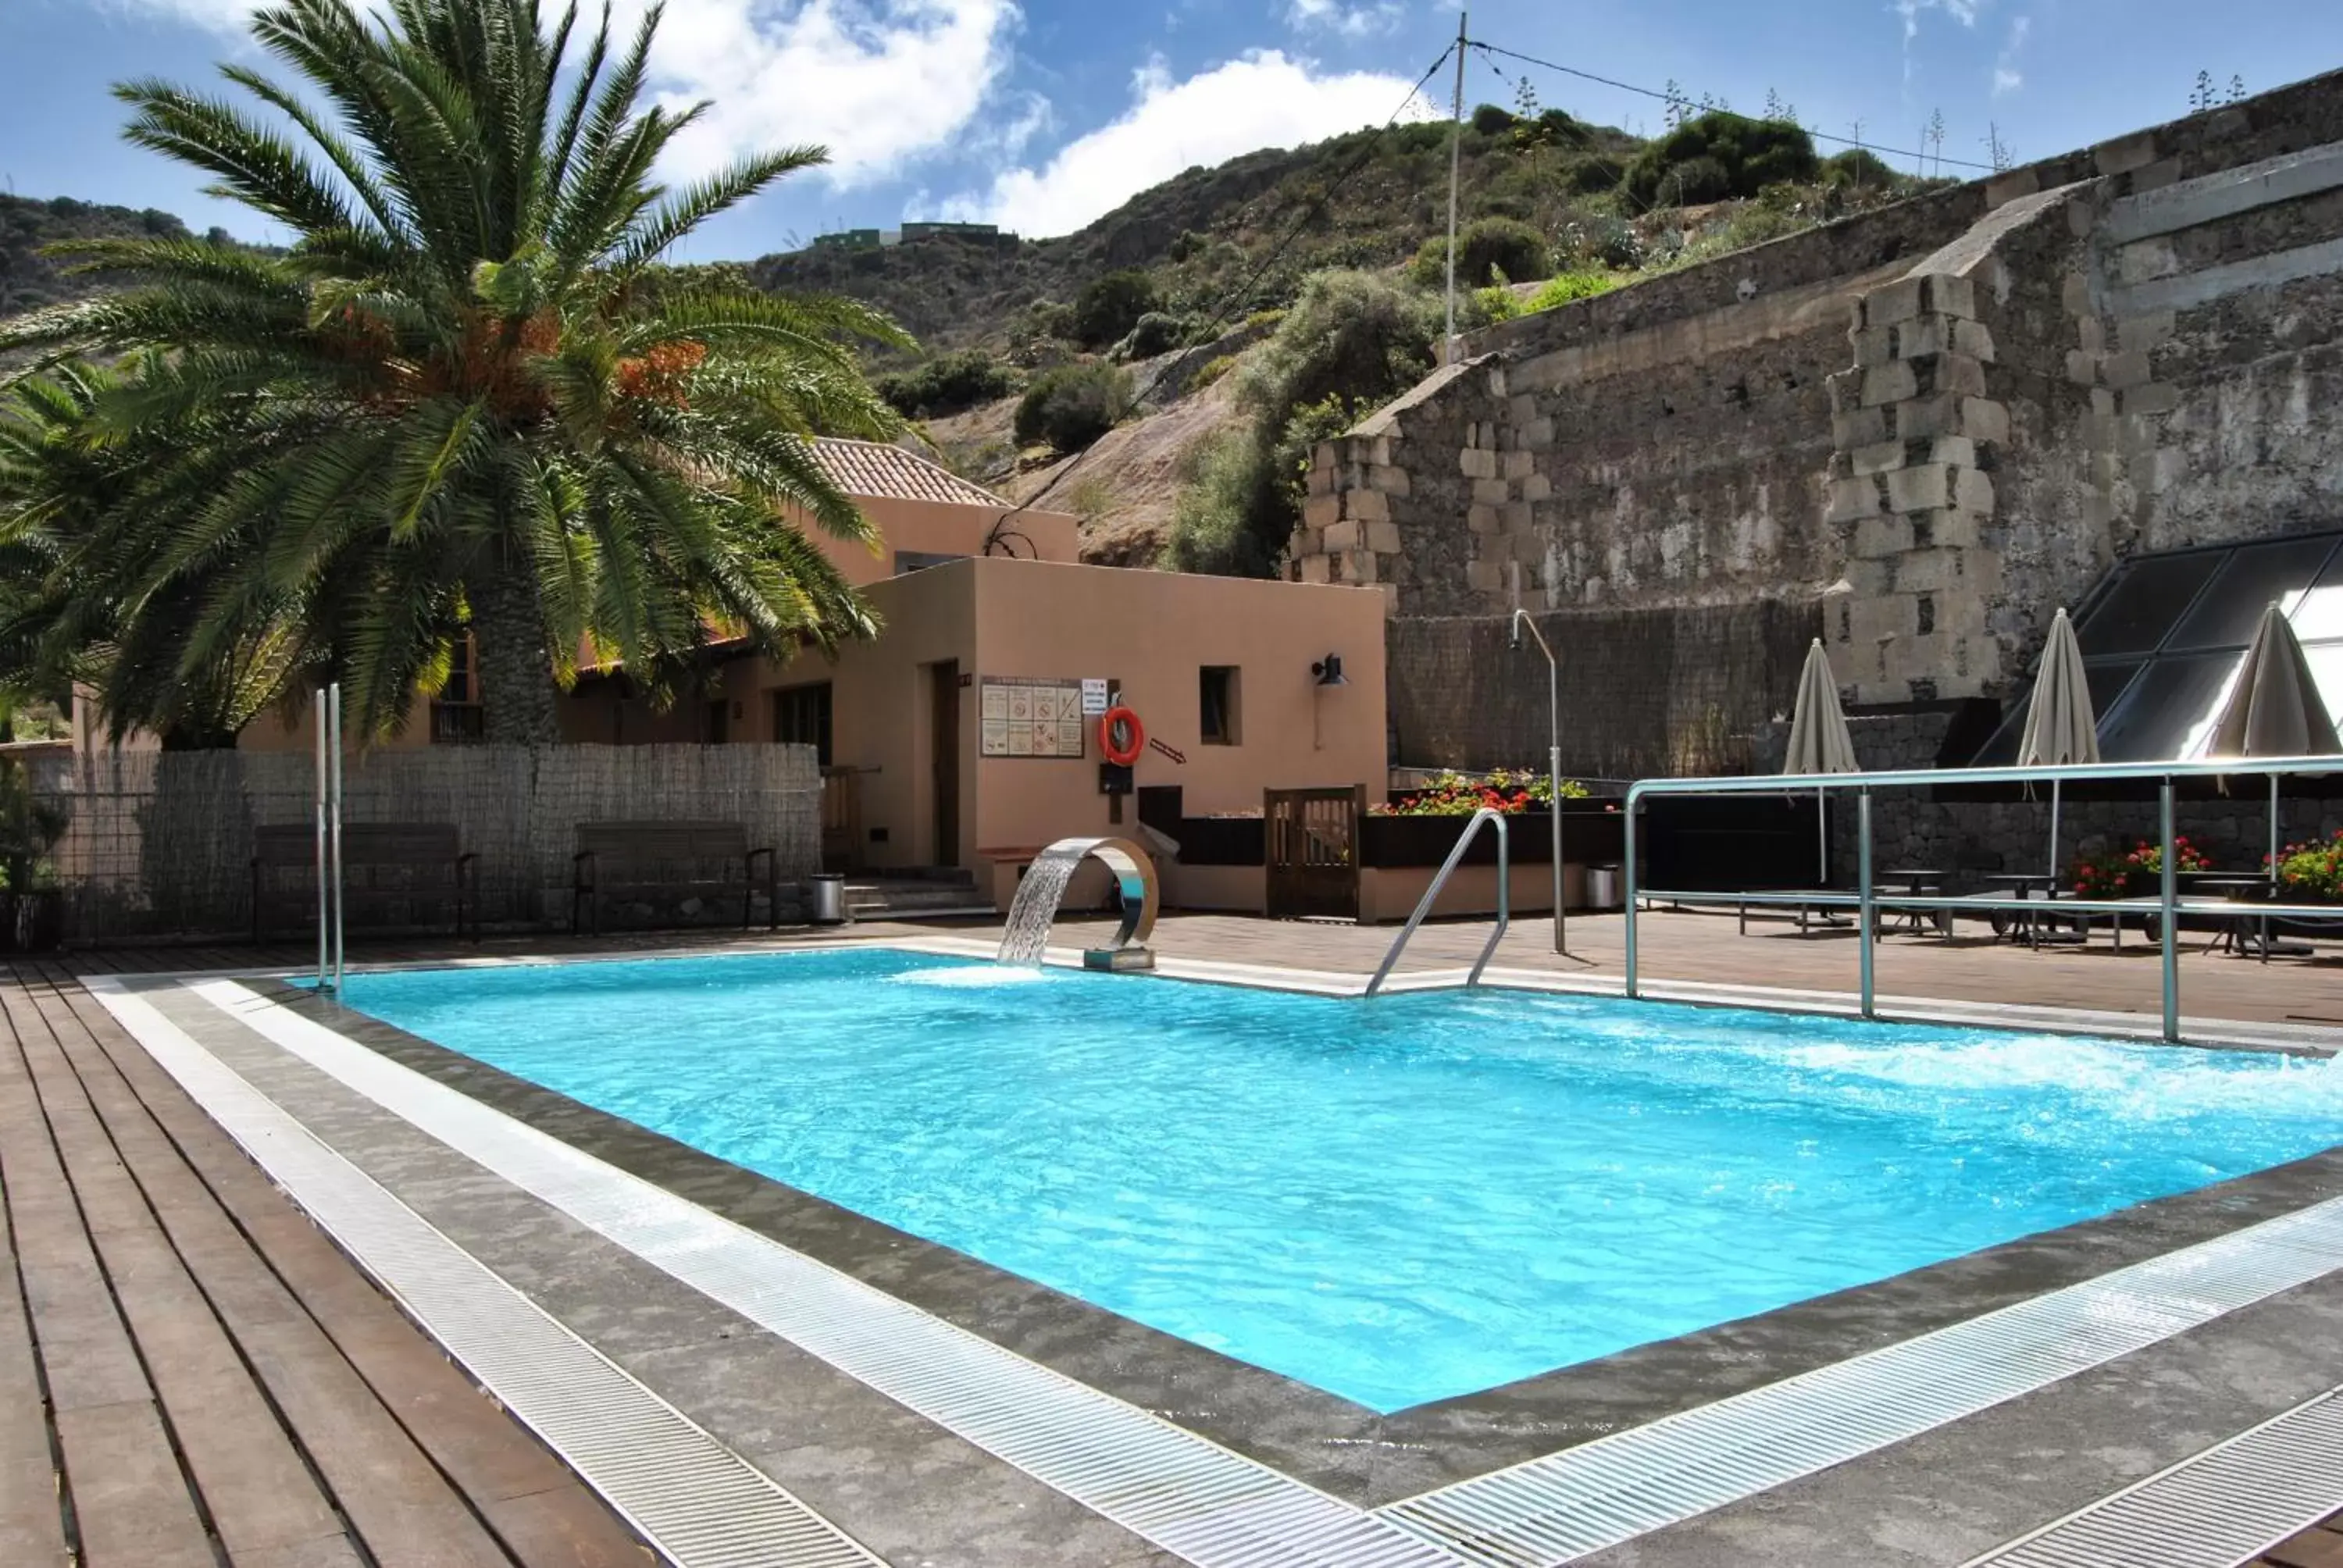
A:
2266,772,2280,963
2048,779,2061,882
1817,785,1827,886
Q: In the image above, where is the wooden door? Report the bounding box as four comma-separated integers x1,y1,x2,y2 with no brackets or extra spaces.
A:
1265,786,1362,921
930,661,961,868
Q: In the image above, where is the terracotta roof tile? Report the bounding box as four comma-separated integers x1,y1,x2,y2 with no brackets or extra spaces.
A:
810,438,1008,509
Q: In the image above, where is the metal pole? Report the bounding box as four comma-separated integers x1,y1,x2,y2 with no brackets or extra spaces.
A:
2159,778,2179,1042
1856,788,1875,1018
1441,10,1467,355
1623,793,1639,998
329,682,344,994
313,688,327,991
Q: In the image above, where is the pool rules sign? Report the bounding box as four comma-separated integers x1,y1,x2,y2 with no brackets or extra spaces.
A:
980,675,1086,757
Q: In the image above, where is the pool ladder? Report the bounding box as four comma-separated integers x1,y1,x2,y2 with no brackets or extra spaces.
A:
1365,807,1510,996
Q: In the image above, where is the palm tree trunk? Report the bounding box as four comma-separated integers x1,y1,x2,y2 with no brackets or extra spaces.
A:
469,560,561,746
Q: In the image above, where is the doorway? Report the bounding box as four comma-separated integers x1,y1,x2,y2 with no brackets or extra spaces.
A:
929,660,961,867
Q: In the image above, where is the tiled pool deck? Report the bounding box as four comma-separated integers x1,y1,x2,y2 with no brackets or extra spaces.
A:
10,910,2343,1566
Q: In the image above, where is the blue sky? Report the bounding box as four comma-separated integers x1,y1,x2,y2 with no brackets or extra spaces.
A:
4,0,2338,260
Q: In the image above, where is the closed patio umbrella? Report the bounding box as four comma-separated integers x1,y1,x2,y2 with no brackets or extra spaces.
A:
2208,600,2341,903
2017,608,2099,881
1784,638,1860,885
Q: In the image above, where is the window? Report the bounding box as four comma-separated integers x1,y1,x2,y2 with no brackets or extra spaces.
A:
430,634,483,743
1970,530,2343,764
773,682,833,766
704,699,729,745
1200,665,1240,745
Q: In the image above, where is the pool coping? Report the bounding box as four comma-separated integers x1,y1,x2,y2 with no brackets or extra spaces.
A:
220,942,2343,1509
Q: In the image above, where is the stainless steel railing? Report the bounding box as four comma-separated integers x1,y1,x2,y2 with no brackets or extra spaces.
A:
1366,807,1510,997
1623,755,2342,1042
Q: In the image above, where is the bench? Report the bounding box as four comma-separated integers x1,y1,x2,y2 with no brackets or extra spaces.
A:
251,822,477,943
572,821,777,935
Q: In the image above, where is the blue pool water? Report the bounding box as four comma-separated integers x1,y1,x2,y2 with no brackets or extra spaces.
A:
341,949,2343,1411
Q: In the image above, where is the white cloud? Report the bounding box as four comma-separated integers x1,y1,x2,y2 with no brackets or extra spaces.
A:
1992,15,2031,96
1287,0,1405,39
947,49,1429,237
84,0,1021,187
1893,0,1981,45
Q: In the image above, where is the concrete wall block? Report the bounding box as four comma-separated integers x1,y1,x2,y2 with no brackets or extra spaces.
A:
1521,472,1553,502
1895,394,1958,441
1471,477,1512,506
1983,167,2041,211
1852,323,1897,367
2091,387,2117,417
1923,508,1984,550
1827,368,1866,416
1862,360,1920,408
1895,316,1950,359
1928,435,1978,470
1335,548,1379,584
1853,514,1913,558
1924,273,1977,320
1324,519,1362,553
1852,438,1907,476
1307,463,1334,497
2076,317,2106,355
1365,520,1403,555
1311,441,1340,473
2120,383,2181,419
1961,397,2010,445
1500,501,1536,533
1511,529,1549,565
2100,349,2154,390
2121,310,2177,350
1953,465,1995,517
1834,407,1888,449
1828,473,1885,525
2093,129,2159,176
1848,593,1914,650
1293,526,1324,558
2116,237,2179,284
1467,504,1501,534
2127,157,2181,194
1346,487,1391,523
1459,446,1497,479
1296,552,1332,585
1502,449,1537,480
1302,494,1341,530
1913,352,1988,400
1894,548,1966,594
1861,276,1926,330
2062,272,2092,315
1368,463,1413,497
1952,318,1996,364
1464,557,1504,593
1885,463,1951,515
1507,395,1538,426
1520,417,1557,450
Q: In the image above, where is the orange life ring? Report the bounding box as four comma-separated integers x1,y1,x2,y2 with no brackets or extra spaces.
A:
1099,705,1145,766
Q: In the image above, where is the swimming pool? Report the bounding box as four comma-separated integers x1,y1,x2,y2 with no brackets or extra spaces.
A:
340,948,2343,1412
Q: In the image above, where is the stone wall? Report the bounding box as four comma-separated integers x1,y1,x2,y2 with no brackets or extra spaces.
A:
1386,599,1818,780
1293,68,2343,732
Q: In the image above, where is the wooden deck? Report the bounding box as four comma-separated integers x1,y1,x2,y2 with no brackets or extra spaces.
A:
0,960,647,1567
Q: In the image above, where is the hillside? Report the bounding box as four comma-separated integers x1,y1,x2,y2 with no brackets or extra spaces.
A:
0,194,219,317
755,109,1646,358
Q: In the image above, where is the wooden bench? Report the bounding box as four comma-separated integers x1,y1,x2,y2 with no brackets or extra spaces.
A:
572,820,777,935
251,822,477,943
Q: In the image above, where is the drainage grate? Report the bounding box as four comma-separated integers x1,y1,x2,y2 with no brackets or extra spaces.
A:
1375,1208,2343,1566
1967,1387,2343,1568
91,985,882,1568
140,979,1462,1568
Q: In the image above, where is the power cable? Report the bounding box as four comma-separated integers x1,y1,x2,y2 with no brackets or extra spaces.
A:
1471,39,1997,173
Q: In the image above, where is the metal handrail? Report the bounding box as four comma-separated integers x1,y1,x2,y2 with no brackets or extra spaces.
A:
1622,754,2343,1042
1366,807,1510,996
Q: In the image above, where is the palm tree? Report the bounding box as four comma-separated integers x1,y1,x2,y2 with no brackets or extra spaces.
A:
0,0,907,743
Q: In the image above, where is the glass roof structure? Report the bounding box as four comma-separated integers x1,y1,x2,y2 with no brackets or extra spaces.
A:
1974,530,2343,764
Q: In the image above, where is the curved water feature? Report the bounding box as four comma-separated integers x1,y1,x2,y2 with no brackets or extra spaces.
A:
996,836,1159,967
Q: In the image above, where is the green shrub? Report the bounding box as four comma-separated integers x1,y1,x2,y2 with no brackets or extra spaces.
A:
874,349,1018,418
1189,354,1239,389
1567,154,1625,194
1525,271,1621,312
1823,147,1898,191
1554,209,1642,269
1164,270,1437,576
1071,269,1159,347
1409,216,1552,289
1470,103,1516,135
1624,111,1820,208
1013,362,1132,452
1115,311,1189,361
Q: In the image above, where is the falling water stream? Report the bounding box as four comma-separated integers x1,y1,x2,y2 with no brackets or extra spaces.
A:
996,843,1088,965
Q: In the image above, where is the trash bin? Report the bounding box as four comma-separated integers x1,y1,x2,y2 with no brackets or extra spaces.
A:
809,873,847,925
1587,864,1623,911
